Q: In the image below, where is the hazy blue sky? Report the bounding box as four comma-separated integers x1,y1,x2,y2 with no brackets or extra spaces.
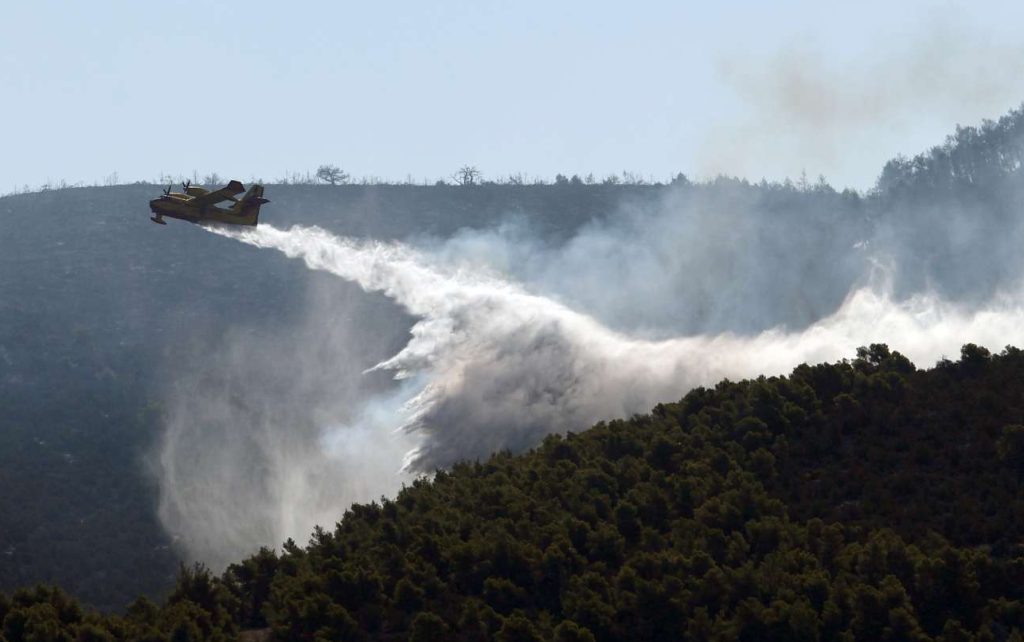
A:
3,0,1024,191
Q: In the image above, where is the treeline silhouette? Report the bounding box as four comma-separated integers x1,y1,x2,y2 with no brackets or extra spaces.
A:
3,345,1024,640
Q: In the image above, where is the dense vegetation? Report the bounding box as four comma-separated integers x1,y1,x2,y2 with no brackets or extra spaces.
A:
3,344,1024,640
0,167,861,610
0,104,1022,617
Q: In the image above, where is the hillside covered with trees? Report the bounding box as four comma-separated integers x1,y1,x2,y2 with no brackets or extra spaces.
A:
3,344,1024,641
0,104,1023,622
0,162,863,610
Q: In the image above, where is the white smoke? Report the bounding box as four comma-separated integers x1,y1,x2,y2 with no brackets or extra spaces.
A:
211,224,1024,469
701,20,1024,188
156,211,1024,568
154,276,420,568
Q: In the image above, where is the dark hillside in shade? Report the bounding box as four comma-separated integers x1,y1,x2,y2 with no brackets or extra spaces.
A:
4,346,1024,641
0,177,863,610
0,103,1023,617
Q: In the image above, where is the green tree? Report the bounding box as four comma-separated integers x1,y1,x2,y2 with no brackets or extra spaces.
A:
997,424,1024,480
496,613,541,642
408,612,448,642
553,620,596,642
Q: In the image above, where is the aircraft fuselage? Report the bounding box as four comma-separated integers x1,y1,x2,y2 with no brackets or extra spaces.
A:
149,195,257,226
148,181,267,226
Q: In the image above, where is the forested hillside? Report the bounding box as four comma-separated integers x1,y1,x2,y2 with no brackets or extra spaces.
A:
4,345,1024,641
0,103,1022,617
0,167,862,610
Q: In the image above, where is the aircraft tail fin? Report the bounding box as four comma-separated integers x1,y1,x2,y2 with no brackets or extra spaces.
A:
231,184,269,225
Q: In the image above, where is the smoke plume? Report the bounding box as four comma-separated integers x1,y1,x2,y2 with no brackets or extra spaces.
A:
702,20,1024,187
214,224,1024,475
153,198,1024,568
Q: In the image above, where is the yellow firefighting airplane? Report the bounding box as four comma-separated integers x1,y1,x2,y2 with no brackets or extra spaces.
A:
149,180,268,226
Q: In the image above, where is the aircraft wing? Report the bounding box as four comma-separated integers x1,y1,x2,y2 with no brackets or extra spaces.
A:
187,180,246,207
